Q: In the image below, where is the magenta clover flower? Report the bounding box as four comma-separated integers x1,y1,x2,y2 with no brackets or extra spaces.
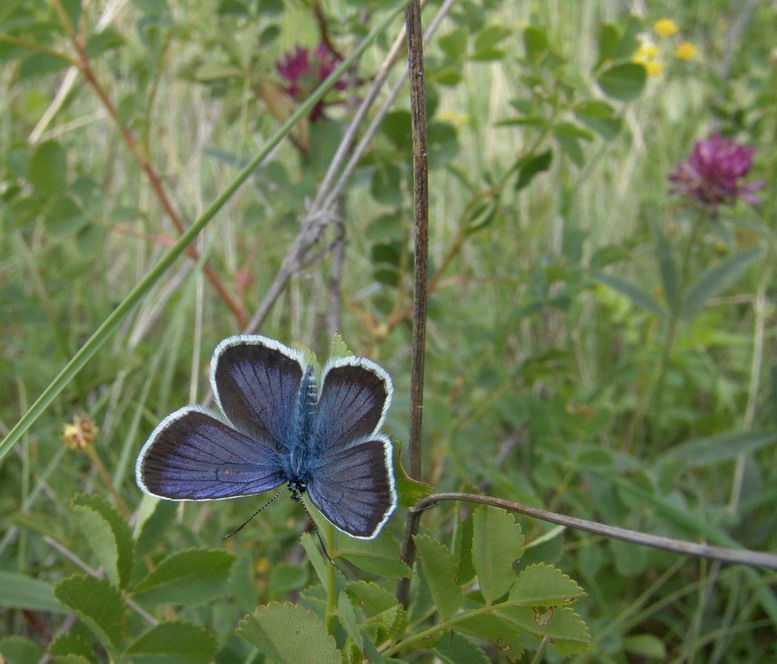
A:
275,41,347,120
668,132,764,210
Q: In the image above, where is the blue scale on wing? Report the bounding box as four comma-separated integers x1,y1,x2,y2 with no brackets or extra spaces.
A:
141,409,285,500
214,343,303,452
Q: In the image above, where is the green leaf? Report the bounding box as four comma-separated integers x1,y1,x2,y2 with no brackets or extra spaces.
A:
451,501,476,585
495,605,591,656
439,28,468,60
471,507,524,604
0,571,64,613
682,248,761,317
0,636,44,664
654,224,679,312
124,621,217,664
370,161,403,206
474,25,511,52
337,533,410,579
29,140,67,195
134,499,178,557
597,63,646,102
49,632,96,664
337,592,364,651
53,575,127,654
455,612,525,658
574,100,622,140
592,273,665,317
434,633,489,664
85,29,123,56
268,562,309,600
44,195,84,237
415,535,463,619
132,548,234,607
624,633,667,659
72,493,134,589
392,441,434,508
347,580,400,614
237,602,341,664
515,149,552,192
523,26,548,61
508,563,585,606
662,431,777,470
596,23,621,68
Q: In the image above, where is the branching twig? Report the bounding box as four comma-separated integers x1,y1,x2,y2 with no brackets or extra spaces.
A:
412,493,777,571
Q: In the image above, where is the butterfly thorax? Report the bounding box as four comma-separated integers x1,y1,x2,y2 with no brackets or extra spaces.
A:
283,365,319,484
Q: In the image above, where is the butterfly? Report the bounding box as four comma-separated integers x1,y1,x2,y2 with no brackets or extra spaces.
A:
135,335,397,539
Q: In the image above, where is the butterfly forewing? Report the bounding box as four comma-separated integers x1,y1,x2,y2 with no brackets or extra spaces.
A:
305,436,396,539
136,407,286,500
211,336,305,451
314,357,392,453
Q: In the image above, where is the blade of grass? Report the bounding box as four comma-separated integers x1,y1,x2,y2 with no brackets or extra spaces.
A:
0,2,408,464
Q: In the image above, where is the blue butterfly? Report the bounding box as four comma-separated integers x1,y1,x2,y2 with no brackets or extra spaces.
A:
135,335,397,539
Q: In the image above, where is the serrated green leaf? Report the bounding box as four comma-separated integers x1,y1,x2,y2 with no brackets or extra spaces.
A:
0,635,44,664
29,140,67,195
415,535,463,619
455,612,525,658
237,602,341,664
72,493,134,589
682,248,760,317
132,548,233,608
472,507,524,604
508,563,585,605
338,532,410,579
434,633,489,664
593,272,665,317
597,63,646,102
662,430,777,470
134,498,178,557
124,620,217,664
337,592,364,651
347,580,400,614
53,575,127,654
0,571,64,613
495,605,590,656
49,632,96,664
377,603,408,643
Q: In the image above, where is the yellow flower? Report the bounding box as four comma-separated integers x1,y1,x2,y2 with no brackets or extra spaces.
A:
632,43,660,63
645,60,663,77
61,415,99,450
675,41,696,60
654,18,679,37
438,109,470,128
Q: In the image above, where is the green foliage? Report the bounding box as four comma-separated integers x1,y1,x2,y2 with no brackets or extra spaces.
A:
2,0,777,662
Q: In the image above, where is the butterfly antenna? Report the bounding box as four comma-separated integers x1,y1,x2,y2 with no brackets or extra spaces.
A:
223,488,286,539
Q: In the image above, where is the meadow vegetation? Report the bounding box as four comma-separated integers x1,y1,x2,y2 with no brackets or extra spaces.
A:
1,1,776,662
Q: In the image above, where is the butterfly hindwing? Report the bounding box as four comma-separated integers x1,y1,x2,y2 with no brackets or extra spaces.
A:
211,335,305,452
306,435,396,539
136,407,286,500
314,357,392,453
